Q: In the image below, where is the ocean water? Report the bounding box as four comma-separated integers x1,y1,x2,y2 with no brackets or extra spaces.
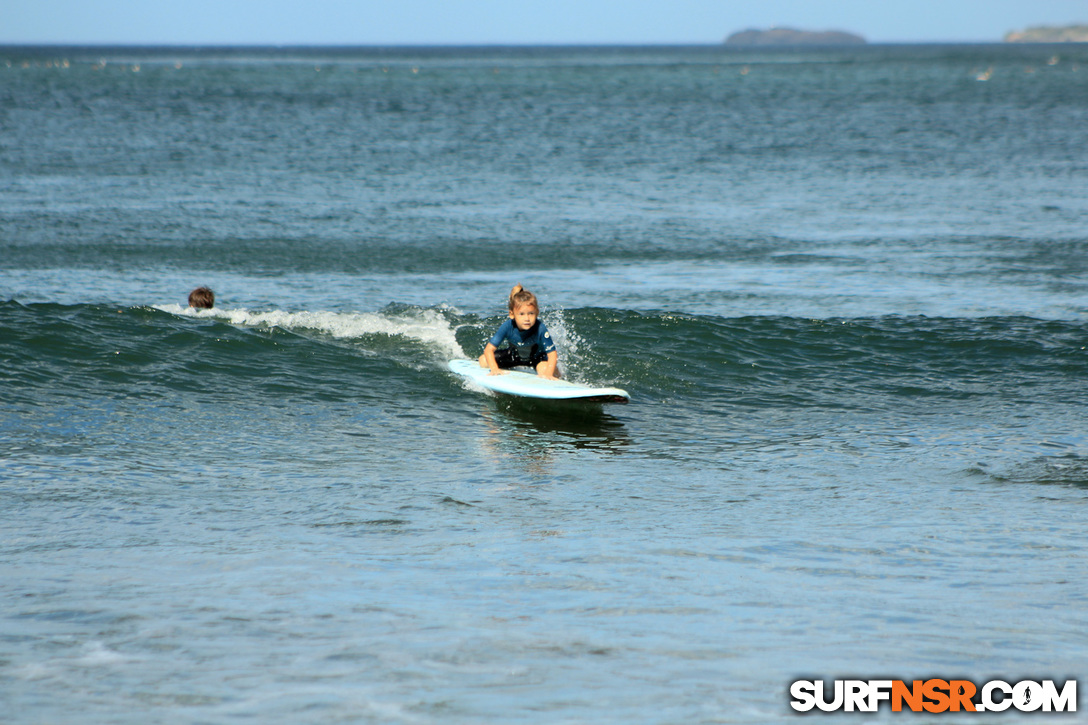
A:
1,43,1086,722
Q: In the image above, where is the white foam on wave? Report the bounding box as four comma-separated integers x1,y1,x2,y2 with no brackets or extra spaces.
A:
540,305,592,383
74,640,133,666
17,640,137,681
156,304,467,360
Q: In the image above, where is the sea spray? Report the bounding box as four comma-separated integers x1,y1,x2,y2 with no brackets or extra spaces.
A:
157,304,467,362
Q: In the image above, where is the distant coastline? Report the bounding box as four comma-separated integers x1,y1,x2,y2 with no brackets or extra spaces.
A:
1004,24,1088,43
725,27,866,46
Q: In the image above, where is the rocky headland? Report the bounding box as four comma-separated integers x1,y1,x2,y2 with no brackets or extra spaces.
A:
1004,25,1088,43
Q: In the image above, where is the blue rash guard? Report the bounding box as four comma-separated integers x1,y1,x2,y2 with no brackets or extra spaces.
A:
489,318,557,368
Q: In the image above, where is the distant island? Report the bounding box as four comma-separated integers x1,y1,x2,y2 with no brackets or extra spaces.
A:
1004,24,1088,43
725,27,866,46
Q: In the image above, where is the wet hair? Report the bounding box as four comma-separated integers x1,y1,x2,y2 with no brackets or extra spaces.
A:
188,286,215,309
507,284,538,312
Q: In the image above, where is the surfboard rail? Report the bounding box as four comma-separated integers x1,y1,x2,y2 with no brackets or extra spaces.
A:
448,359,629,403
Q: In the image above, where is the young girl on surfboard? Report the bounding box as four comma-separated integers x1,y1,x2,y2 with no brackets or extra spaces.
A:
478,284,560,379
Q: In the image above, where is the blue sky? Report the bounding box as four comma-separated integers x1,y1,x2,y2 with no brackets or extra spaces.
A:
2,0,1085,45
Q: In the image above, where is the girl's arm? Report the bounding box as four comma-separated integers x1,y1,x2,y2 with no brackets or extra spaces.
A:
536,350,559,380
479,343,504,375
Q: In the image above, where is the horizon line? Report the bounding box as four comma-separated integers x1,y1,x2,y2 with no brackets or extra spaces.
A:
0,39,1034,49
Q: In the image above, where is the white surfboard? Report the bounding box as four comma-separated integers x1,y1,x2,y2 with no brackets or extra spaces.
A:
448,359,630,403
